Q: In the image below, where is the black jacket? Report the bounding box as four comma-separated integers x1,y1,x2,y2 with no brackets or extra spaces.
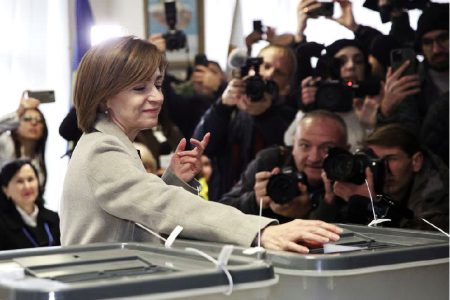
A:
218,146,345,223
0,203,60,251
193,100,296,200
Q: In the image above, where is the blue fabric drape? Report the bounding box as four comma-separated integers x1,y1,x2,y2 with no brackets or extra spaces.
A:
73,0,94,70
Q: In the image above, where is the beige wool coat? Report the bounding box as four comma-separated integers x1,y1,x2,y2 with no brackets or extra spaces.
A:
60,114,275,246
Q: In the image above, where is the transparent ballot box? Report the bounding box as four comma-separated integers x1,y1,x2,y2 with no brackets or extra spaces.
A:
174,224,449,300
0,243,278,300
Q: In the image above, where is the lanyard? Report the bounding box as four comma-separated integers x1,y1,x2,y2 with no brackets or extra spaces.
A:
21,223,54,247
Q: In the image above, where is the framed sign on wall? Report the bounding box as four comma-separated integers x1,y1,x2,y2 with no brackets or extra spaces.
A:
145,0,204,70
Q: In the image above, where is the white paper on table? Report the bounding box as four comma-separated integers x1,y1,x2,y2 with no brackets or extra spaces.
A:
323,243,367,254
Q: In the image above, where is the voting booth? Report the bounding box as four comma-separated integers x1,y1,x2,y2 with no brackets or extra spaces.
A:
174,224,449,300
0,243,278,300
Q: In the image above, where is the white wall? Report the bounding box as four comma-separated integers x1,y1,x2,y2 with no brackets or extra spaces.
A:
89,0,146,38
0,0,71,212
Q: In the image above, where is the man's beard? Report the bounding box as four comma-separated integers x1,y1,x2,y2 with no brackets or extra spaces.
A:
429,53,449,72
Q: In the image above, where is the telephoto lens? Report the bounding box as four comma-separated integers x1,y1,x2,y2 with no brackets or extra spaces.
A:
323,147,385,193
266,170,308,204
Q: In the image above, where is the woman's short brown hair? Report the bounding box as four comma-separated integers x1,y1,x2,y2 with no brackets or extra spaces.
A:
74,36,167,132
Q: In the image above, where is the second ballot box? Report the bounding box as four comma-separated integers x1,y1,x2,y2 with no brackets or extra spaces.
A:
174,224,449,300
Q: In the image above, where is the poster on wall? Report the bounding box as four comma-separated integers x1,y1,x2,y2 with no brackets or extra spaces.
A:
146,0,204,69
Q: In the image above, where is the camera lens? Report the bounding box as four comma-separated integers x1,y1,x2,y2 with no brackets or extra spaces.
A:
323,148,366,184
245,75,266,101
266,171,307,205
267,173,300,204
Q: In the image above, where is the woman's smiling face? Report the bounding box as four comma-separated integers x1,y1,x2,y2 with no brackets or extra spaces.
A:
2,164,39,211
106,69,164,139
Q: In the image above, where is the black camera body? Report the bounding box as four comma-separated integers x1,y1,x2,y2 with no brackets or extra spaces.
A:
241,57,278,102
378,0,429,23
313,79,380,112
163,1,187,51
307,1,334,18
163,30,187,51
194,53,208,67
323,147,385,194
266,169,308,204
253,20,264,34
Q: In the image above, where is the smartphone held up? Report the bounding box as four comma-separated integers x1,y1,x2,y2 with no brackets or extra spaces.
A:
24,90,56,104
390,48,417,76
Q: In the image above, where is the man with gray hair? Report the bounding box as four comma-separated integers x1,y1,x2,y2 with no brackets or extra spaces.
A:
219,110,349,223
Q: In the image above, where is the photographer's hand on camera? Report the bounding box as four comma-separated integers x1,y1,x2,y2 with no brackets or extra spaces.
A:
241,92,272,116
301,76,320,106
380,61,420,117
321,171,335,204
222,76,272,116
269,181,312,219
332,167,374,201
221,78,246,107
254,168,280,209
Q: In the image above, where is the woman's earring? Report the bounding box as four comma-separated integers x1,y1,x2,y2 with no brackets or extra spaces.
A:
104,109,109,115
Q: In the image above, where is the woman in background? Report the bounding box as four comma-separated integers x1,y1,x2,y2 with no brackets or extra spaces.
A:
0,97,48,188
0,159,60,250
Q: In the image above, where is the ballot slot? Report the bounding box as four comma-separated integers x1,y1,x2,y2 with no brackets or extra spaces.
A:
308,229,398,254
14,252,174,283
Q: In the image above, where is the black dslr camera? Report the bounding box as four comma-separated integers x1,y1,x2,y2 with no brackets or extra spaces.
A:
240,57,278,102
376,0,430,23
162,1,187,51
323,147,385,194
266,169,308,204
313,79,380,112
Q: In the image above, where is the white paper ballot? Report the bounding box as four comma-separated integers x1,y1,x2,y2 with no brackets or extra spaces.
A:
323,243,367,254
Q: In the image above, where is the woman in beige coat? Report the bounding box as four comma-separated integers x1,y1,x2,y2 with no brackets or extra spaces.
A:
60,36,342,253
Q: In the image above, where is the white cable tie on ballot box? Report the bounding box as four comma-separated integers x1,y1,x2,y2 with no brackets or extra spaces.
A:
185,245,235,296
135,223,183,248
365,179,391,227
243,197,267,256
136,222,235,295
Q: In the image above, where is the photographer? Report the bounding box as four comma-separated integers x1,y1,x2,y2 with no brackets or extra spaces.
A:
219,110,349,223
193,44,297,200
285,38,380,152
325,124,448,231
377,4,449,164
164,55,228,140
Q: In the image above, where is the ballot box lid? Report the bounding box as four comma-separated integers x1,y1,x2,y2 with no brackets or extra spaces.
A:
0,242,276,300
174,224,449,272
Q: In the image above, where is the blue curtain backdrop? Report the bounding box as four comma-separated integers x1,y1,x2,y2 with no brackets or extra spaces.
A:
73,0,94,70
